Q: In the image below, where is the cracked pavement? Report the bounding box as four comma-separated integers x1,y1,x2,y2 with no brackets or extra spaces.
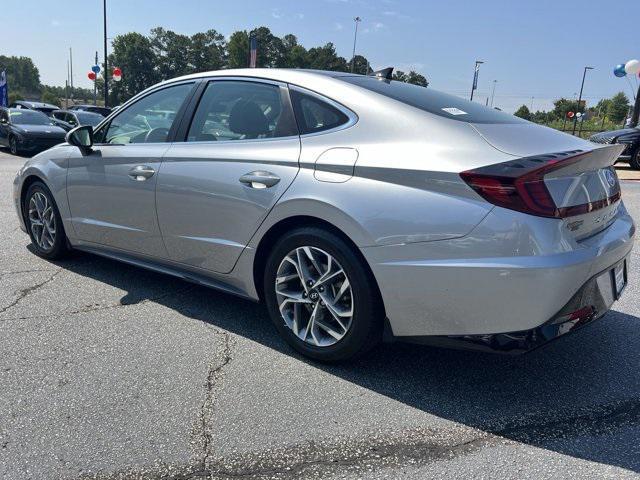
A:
0,150,639,479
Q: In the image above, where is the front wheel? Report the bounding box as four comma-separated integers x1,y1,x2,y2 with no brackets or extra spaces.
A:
264,227,383,362
9,136,18,156
23,182,69,260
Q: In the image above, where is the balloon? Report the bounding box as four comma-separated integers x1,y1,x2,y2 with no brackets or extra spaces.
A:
112,67,122,76
614,64,627,77
567,111,574,118
91,65,101,74
625,59,640,75
87,71,96,80
113,74,122,82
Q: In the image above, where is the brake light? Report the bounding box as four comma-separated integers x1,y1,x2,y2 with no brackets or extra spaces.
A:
460,150,620,218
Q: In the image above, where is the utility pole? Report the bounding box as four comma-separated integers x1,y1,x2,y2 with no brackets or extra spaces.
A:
490,80,497,107
103,0,109,107
350,17,361,73
94,51,99,106
530,96,534,111
470,60,484,101
572,66,593,135
69,47,74,104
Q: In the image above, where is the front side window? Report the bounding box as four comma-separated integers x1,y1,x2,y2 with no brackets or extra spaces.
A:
290,90,351,134
95,83,193,144
187,80,296,142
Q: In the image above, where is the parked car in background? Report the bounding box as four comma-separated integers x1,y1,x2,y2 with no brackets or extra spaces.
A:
68,104,112,117
11,69,634,362
590,126,640,169
9,100,59,117
0,107,66,155
51,109,104,132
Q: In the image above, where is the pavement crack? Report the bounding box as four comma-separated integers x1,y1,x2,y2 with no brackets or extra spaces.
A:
196,329,233,473
0,268,62,315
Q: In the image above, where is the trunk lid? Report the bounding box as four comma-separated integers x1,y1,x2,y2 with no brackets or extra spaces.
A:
464,122,626,240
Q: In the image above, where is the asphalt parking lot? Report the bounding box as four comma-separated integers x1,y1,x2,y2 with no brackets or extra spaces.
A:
0,148,639,480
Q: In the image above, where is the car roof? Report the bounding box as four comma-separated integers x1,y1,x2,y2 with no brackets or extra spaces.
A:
14,100,59,109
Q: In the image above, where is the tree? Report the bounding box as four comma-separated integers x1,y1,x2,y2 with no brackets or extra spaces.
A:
305,43,348,71
41,89,60,107
227,30,249,68
150,27,192,79
608,92,630,123
514,104,532,120
0,55,41,95
189,29,227,72
108,32,159,104
392,70,429,87
551,98,579,121
348,55,372,75
281,34,308,69
247,27,287,68
8,91,24,105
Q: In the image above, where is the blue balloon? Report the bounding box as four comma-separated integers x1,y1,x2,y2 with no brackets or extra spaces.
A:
91,65,101,74
614,64,627,77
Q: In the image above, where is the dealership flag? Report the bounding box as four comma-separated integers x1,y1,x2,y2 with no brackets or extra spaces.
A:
249,36,257,68
0,71,7,107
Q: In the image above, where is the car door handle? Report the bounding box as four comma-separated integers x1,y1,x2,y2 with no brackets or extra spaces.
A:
239,171,281,189
128,165,155,181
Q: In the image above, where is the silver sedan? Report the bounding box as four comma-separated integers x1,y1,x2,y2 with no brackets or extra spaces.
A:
12,68,635,361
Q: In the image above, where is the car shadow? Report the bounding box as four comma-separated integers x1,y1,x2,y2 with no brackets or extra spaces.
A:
50,250,640,472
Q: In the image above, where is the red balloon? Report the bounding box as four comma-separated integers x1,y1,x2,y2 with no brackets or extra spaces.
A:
112,67,122,76
88,71,96,80
567,111,574,118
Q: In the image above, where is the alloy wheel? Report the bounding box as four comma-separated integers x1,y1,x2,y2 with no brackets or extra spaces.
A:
275,246,354,347
28,191,56,251
9,137,17,155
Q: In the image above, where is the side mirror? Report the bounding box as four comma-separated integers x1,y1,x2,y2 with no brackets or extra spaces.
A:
66,125,93,152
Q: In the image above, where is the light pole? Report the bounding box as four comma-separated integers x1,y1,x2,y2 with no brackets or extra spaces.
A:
350,17,362,73
572,66,593,135
470,60,484,101
103,0,108,107
490,80,497,107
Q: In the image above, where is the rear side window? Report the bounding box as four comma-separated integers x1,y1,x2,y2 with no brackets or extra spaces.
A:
341,76,525,124
290,90,351,134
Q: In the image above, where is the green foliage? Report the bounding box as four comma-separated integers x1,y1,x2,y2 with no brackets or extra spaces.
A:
107,32,160,105
551,98,579,120
227,30,250,68
607,92,630,123
8,91,24,104
350,55,372,75
392,70,429,87
0,55,41,95
514,104,532,120
40,89,60,107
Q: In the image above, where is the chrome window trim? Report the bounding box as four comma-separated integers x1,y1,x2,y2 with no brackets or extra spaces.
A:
287,84,358,138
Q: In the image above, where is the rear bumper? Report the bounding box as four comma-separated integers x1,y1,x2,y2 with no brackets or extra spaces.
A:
362,203,635,337
399,256,628,353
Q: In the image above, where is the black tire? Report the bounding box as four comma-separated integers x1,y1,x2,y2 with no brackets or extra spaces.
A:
629,146,640,171
22,181,69,260
264,227,383,362
9,136,18,156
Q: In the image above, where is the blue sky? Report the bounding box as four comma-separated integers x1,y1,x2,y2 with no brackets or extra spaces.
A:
4,0,640,112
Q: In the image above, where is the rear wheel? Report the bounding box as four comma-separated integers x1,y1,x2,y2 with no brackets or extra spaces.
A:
264,227,383,362
629,146,640,170
9,136,18,156
23,182,69,260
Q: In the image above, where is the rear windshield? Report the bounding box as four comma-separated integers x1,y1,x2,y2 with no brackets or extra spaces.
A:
341,76,526,124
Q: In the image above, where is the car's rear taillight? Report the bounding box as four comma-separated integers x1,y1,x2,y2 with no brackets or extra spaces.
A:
460,150,620,219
